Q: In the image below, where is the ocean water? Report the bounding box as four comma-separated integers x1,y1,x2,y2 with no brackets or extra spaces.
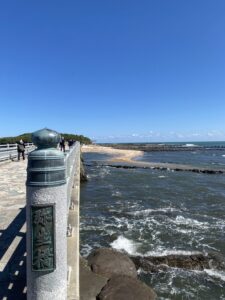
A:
80,147,225,300
136,149,225,170
157,141,225,147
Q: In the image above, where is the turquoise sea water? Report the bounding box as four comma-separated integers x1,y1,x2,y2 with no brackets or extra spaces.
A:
80,144,225,300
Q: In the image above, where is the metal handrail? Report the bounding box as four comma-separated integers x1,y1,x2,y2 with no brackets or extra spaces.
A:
0,143,35,161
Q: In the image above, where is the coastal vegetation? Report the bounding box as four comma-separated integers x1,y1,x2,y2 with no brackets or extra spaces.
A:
0,132,92,145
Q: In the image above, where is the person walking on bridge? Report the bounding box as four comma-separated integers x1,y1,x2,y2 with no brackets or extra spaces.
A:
17,139,25,160
60,137,65,152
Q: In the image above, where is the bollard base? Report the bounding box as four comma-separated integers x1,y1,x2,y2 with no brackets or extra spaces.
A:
26,185,67,300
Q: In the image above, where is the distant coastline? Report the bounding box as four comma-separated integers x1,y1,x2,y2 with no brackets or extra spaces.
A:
82,144,225,174
98,141,225,152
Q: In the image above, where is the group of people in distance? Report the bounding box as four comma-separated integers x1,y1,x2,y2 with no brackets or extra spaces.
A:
59,137,75,152
16,137,75,160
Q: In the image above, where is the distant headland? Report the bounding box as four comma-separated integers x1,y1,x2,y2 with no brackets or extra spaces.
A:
0,132,92,145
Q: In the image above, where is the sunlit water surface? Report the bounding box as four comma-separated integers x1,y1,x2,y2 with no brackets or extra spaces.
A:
80,150,225,299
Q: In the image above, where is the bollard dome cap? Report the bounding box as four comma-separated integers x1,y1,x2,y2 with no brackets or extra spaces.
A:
32,128,60,149
27,128,66,187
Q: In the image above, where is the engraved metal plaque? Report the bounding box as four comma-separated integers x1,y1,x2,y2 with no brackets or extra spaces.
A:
31,204,55,271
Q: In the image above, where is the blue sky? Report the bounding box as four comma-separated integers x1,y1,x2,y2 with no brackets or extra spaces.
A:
0,0,225,142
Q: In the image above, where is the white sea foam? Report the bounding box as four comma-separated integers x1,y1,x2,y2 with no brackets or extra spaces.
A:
128,207,178,216
81,244,93,257
110,236,138,255
99,167,111,178
183,143,197,147
204,269,225,282
112,190,122,197
87,173,98,179
174,215,208,227
158,175,166,178
143,249,202,257
175,228,195,234
222,155,225,157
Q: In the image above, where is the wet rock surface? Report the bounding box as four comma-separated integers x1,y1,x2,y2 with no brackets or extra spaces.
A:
80,257,108,300
81,248,157,300
87,248,137,278
130,252,225,272
80,155,88,182
97,275,157,300
101,162,225,174
82,248,225,299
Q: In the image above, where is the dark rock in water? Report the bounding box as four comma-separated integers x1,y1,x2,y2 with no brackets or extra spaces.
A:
131,256,168,273
80,155,88,182
130,252,225,272
108,233,118,243
102,163,225,174
97,275,157,300
87,248,137,279
84,249,157,299
80,256,108,300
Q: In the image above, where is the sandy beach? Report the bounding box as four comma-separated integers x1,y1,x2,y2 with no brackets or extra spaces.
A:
81,144,144,162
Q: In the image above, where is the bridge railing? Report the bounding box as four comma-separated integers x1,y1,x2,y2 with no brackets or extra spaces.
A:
0,143,35,161
65,143,80,212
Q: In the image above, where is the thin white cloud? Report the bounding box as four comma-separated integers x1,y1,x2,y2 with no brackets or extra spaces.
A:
94,130,225,142
207,130,224,137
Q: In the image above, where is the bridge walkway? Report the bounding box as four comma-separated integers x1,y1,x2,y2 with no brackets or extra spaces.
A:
0,160,27,300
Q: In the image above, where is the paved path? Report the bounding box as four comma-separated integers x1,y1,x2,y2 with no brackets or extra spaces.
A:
0,160,27,300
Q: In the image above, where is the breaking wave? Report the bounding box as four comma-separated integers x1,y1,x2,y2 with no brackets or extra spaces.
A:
183,143,198,147
204,269,225,282
127,207,179,216
110,236,138,255
143,249,202,257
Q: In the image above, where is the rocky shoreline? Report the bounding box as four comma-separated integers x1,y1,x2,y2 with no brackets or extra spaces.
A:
84,160,225,175
80,248,225,300
80,248,157,300
98,161,225,175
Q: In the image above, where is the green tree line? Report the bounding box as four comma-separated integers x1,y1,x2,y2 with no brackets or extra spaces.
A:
0,132,92,145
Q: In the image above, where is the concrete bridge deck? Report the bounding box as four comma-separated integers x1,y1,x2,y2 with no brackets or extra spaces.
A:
0,160,27,299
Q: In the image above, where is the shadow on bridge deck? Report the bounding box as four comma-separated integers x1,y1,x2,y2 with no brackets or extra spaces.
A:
0,207,26,300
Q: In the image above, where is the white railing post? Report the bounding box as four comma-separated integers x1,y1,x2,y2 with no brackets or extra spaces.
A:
26,128,67,300
7,143,10,159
